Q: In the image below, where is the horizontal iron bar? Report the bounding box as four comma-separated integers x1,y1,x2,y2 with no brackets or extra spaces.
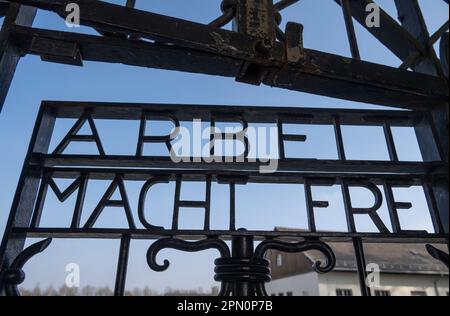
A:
33,167,440,185
29,154,447,175
10,26,243,77
11,228,449,244
7,0,285,65
9,26,449,110
265,48,448,110
39,101,425,125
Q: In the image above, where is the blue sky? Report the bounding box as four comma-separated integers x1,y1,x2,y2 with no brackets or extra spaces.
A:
0,0,447,293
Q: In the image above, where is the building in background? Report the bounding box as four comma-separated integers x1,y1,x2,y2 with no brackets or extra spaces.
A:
266,233,448,296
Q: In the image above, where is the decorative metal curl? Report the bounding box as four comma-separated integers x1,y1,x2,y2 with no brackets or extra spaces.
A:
146,238,231,296
209,0,238,28
0,238,52,296
254,238,336,274
147,238,230,271
426,244,449,268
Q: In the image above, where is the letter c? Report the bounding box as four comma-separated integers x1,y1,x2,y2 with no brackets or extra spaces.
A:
138,176,171,231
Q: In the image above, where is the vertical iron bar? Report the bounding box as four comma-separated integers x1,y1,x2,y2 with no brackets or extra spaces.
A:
204,176,211,230
136,112,146,157
210,118,216,157
229,183,236,231
70,174,88,229
425,113,446,162
395,0,444,77
0,3,36,111
277,119,285,160
423,181,445,234
395,0,449,234
340,0,361,60
383,123,399,162
172,176,182,230
352,238,371,296
231,233,254,296
0,106,55,295
304,179,317,232
114,234,131,296
383,182,402,234
341,179,357,233
30,173,50,228
334,117,346,160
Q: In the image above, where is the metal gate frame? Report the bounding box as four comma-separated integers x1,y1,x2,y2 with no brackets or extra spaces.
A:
0,0,448,296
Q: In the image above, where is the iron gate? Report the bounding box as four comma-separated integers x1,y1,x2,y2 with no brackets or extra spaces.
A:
0,101,448,296
0,0,449,296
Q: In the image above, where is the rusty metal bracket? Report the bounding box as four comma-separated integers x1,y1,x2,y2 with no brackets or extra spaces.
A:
29,36,82,66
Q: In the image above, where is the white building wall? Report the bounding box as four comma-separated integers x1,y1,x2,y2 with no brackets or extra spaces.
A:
318,272,449,296
266,273,320,296
266,272,449,296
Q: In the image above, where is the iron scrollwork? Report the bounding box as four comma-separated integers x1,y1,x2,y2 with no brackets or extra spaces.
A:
243,238,336,296
146,237,231,296
254,238,337,274
0,238,52,296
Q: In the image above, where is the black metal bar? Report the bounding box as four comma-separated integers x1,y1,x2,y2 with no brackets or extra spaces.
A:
31,154,445,176
394,0,449,237
29,174,49,228
304,179,318,232
383,182,402,234
0,106,55,295
204,177,212,231
395,0,444,77
334,117,346,161
429,21,449,45
383,123,399,162
277,119,286,160
352,238,371,296
334,0,426,63
0,3,36,111
37,101,429,124
11,227,448,244
423,181,446,234
340,0,360,60
341,180,361,233
172,176,182,230
71,174,88,229
8,0,284,65
36,166,439,187
231,233,255,296
229,183,236,231
8,25,449,110
114,234,131,296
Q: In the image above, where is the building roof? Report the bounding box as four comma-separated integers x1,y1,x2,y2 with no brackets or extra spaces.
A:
306,242,448,275
267,228,448,279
